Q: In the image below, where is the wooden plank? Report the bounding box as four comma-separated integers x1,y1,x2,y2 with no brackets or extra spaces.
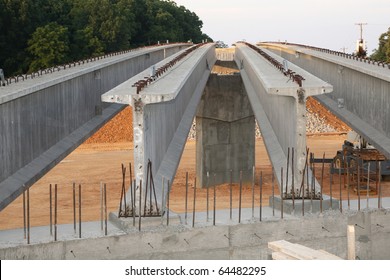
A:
347,225,356,260
268,240,343,260
272,251,298,260
317,249,341,258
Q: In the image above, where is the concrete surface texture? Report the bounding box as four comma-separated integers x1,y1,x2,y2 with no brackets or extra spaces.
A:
0,44,190,212
260,42,390,158
234,43,333,196
1,207,390,260
196,72,255,186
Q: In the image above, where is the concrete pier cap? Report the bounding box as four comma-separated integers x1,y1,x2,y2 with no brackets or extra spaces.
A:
234,43,333,197
102,43,217,214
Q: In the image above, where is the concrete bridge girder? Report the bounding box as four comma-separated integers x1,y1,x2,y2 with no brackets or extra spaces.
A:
235,43,333,196
0,43,191,211
102,44,217,213
259,43,390,159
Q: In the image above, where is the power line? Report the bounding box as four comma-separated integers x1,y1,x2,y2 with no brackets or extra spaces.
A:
355,22,368,41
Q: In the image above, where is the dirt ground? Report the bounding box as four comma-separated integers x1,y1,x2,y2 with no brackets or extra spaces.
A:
1,133,389,231
1,101,389,231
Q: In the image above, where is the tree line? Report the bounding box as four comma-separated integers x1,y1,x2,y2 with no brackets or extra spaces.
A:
0,0,212,77
371,28,390,63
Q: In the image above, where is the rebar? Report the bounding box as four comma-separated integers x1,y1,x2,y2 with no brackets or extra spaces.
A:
378,162,382,209
367,162,370,209
375,159,379,196
306,155,309,206
357,160,361,211
102,183,107,230
254,233,262,240
150,163,158,215
139,180,142,231
23,190,26,239
320,153,325,213
130,163,134,218
322,226,330,232
73,183,77,234
347,161,350,210
133,179,136,227
252,166,255,219
49,184,52,236
285,148,290,197
104,184,108,236
329,165,333,209
119,164,127,217
55,184,57,242
161,177,165,226
339,163,342,213
185,172,188,224
213,175,216,226
311,153,314,212
272,168,275,216
27,188,30,244
123,167,128,215
302,175,305,217
192,178,197,228
281,167,284,219
207,172,209,222
260,171,263,222
343,148,347,198
243,42,305,87
144,165,149,217
230,170,233,220
292,148,295,210
239,171,242,223
79,184,82,238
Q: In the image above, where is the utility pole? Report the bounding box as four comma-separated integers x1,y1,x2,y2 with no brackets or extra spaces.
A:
355,23,367,41
355,23,368,57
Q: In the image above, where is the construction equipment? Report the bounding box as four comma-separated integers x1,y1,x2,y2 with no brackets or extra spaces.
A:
331,131,390,196
332,131,390,176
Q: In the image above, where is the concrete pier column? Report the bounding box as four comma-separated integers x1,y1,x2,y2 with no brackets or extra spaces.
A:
102,43,217,214
196,72,255,187
235,43,333,196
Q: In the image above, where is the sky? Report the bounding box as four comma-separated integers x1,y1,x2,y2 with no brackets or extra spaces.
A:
174,0,390,55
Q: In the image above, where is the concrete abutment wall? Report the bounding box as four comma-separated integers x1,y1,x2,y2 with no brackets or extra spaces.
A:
2,210,390,260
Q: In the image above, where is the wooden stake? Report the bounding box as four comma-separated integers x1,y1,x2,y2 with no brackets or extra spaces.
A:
347,225,356,260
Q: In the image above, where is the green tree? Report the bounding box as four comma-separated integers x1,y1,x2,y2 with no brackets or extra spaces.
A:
0,0,212,76
27,22,70,72
114,0,137,50
371,28,390,63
